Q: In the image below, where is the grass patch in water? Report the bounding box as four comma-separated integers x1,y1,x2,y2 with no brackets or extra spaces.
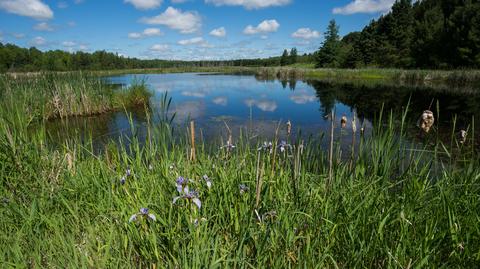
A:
0,72,151,121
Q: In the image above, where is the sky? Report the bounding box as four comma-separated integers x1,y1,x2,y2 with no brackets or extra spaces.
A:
0,0,396,60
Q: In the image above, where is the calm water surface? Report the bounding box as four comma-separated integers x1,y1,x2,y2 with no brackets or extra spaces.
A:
45,73,480,150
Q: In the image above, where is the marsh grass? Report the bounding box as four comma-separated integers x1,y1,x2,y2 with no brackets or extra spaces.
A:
0,85,479,268
0,72,151,121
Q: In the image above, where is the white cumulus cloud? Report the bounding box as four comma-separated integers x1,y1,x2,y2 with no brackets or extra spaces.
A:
0,0,53,19
209,27,226,37
244,98,277,112
30,36,46,46
243,19,279,35
128,28,163,39
150,44,170,51
292,28,320,39
212,96,228,106
13,33,25,38
178,37,204,45
34,22,54,31
125,0,162,10
141,7,201,34
62,41,76,47
205,0,290,9
333,0,395,15
289,90,317,104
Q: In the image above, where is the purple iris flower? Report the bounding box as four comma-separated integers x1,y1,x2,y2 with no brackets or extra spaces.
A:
126,168,131,177
239,184,249,194
221,141,236,151
129,207,156,223
278,141,291,153
176,176,189,193
203,175,212,189
173,190,202,209
258,141,273,153
120,176,126,185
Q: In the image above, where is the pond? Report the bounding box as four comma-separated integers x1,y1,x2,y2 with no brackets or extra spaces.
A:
45,73,480,151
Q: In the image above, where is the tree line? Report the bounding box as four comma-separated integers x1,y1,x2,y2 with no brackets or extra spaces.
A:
0,43,282,72
315,0,480,69
0,42,314,73
1,0,479,72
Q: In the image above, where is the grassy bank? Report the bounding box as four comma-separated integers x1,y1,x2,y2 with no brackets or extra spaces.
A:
8,66,480,90
255,67,480,87
90,66,480,90
0,72,151,121
0,88,479,267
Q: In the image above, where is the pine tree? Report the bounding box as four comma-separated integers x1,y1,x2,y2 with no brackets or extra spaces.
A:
280,49,289,66
316,20,341,68
289,47,298,64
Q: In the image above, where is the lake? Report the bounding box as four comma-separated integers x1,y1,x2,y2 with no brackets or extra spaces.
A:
45,73,480,151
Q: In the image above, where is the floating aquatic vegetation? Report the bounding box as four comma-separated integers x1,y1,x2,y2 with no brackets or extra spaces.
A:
129,208,156,223
417,110,435,133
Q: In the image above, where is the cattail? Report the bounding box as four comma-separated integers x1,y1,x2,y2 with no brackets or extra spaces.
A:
190,120,196,161
341,115,347,129
286,120,292,136
458,130,467,144
417,110,435,133
65,152,74,173
352,114,357,133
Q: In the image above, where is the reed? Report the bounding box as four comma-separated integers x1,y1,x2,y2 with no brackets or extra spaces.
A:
0,72,151,121
0,88,479,268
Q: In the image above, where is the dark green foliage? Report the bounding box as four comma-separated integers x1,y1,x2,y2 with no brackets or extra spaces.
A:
317,0,480,69
280,49,289,66
316,20,341,68
0,43,316,72
289,47,298,64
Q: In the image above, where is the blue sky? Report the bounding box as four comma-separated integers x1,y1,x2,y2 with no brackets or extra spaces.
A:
0,0,395,60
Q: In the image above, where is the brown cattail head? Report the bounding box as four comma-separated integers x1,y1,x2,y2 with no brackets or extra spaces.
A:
341,116,347,129
417,110,435,133
458,130,467,144
286,120,292,135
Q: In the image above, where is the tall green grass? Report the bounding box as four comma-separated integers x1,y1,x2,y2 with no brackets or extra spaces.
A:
0,72,151,121
0,90,479,267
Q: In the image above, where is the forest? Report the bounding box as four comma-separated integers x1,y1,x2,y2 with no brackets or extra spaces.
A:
317,0,480,68
0,0,479,72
